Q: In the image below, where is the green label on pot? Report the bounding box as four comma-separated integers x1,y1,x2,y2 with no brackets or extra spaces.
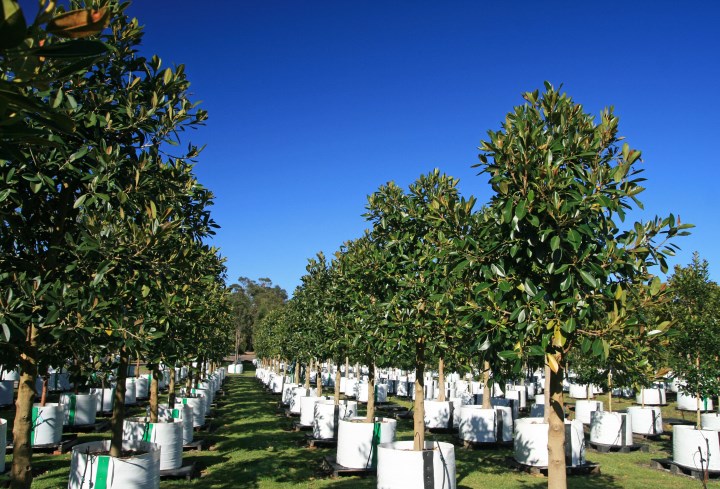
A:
68,395,77,426
371,421,381,467
30,406,39,445
95,455,110,489
142,423,154,442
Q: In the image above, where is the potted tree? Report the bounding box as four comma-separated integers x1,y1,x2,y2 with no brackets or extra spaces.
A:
664,254,720,471
472,83,689,488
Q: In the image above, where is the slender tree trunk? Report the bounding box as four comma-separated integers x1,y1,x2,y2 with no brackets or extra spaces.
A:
168,365,176,407
110,347,129,458
334,364,341,405
482,361,491,409
316,362,323,397
696,355,702,430
39,376,48,407
355,362,360,379
413,346,426,451
345,357,349,380
544,365,551,423
366,363,376,421
136,357,140,378
305,360,311,390
438,358,446,402
11,324,39,489
149,365,160,423
547,363,567,489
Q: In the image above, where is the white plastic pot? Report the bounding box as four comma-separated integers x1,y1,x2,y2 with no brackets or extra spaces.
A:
178,395,206,428
627,406,663,436
396,380,410,397
450,395,472,429
167,404,194,445
336,417,397,469
290,387,308,414
514,417,585,467
135,377,149,399
701,413,720,430
312,399,358,439
123,417,183,470
377,440,456,489
673,425,720,471
300,395,324,427
190,388,212,412
124,378,137,406
424,400,451,429
569,384,592,399
60,394,97,427
31,403,63,446
505,387,527,409
457,405,512,443
90,387,114,413
282,383,298,405
344,378,358,398
227,363,243,374
0,418,6,473
677,391,714,412
590,411,633,447
574,400,603,425
358,383,388,403
0,380,13,406
635,388,666,406
68,440,160,489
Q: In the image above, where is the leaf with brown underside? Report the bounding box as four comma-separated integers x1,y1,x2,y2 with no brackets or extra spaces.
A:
46,7,109,39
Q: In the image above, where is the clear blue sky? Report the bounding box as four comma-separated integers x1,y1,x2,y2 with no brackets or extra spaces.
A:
57,2,720,293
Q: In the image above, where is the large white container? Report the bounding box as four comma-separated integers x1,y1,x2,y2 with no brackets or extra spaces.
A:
673,425,720,471
178,395,206,428
358,383,388,403
635,388,666,406
300,395,324,427
282,382,298,405
60,394,97,426
457,406,512,443
344,378,358,398
227,363,243,374
627,406,663,436
123,418,183,470
396,380,410,397
590,411,633,447
701,413,720,430
90,387,114,413
514,417,585,467
574,400,603,425
135,377,149,399
290,386,308,414
0,418,6,473
163,403,193,445
190,388,212,413
68,440,160,489
336,417,397,469
505,387,527,409
313,400,358,439
31,403,63,445
124,378,137,406
377,441,456,489
424,400,451,429
569,384,592,399
677,391,714,412
0,380,13,406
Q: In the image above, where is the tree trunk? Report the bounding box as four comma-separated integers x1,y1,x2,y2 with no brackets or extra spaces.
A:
438,358,446,402
547,363,567,489
696,355,702,430
305,359,312,389
413,351,426,451
544,364,551,423
316,362,323,397
334,365,341,405
294,359,301,385
10,324,39,489
39,376,48,407
345,357,349,380
607,371,613,412
482,361,491,409
149,365,160,423
168,365,176,407
110,347,129,458
136,357,140,378
366,365,376,421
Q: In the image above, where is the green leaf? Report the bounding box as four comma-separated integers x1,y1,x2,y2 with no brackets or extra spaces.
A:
490,263,505,277
515,199,527,220
0,0,27,49
560,275,572,291
502,199,513,223
579,269,597,288
30,39,107,58
550,235,560,252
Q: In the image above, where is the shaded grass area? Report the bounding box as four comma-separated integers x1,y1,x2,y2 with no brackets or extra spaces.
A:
6,373,720,488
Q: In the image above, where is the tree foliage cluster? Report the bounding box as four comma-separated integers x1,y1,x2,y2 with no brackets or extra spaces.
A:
0,2,233,487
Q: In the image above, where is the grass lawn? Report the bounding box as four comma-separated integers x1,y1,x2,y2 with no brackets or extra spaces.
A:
5,368,720,488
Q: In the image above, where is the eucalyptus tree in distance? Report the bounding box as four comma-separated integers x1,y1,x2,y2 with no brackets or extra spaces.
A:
664,254,720,429
363,170,476,450
474,83,690,489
